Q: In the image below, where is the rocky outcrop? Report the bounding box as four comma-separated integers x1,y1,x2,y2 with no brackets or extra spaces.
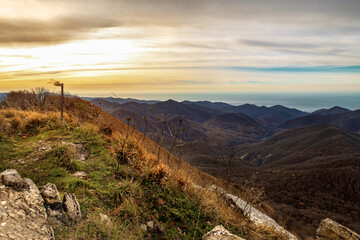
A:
210,185,297,240
0,169,83,240
0,169,54,240
202,225,245,240
316,218,360,240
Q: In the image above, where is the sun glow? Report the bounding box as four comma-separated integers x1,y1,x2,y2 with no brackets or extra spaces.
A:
0,39,141,76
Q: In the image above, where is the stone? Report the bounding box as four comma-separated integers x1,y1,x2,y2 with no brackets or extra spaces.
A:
316,218,360,240
62,193,82,222
62,142,90,161
98,213,112,227
146,220,155,230
140,224,147,231
0,169,23,188
210,185,297,240
40,183,61,205
154,222,165,233
0,170,54,240
73,171,87,179
202,225,245,240
46,206,69,226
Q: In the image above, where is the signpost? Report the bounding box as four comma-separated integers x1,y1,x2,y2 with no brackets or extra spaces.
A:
54,81,64,122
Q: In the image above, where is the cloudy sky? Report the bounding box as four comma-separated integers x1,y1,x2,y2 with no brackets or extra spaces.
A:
0,0,359,98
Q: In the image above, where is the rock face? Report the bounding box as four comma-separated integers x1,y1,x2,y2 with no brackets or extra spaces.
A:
316,218,360,240
202,225,245,240
0,169,54,240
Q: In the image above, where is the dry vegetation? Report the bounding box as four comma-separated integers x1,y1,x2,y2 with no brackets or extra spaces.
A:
0,90,286,239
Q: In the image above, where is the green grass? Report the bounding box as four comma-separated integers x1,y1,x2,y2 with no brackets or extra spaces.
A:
0,117,252,240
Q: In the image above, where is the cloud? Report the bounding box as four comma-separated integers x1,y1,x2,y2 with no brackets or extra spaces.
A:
241,40,319,49
1,0,360,46
0,15,121,46
224,65,360,73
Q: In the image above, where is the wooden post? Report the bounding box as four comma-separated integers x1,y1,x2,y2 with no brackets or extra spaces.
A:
60,83,64,122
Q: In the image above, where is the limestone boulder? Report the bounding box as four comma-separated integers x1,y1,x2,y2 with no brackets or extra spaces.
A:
0,169,23,189
0,170,54,240
202,225,245,240
40,183,61,205
63,193,82,222
316,218,360,240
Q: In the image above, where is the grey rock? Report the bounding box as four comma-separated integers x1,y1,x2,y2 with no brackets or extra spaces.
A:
73,171,87,179
202,225,245,240
63,193,81,222
40,183,61,205
62,142,89,161
316,218,360,240
0,171,54,240
0,169,23,189
210,185,297,240
146,220,154,230
46,206,69,226
140,224,147,231
98,213,112,227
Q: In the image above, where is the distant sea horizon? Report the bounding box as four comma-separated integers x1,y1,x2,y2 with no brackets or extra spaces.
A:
1,92,359,112
90,92,360,112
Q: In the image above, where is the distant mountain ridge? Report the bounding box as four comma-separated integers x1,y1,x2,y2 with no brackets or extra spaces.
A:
84,96,159,105
236,125,360,167
311,106,351,115
280,110,360,133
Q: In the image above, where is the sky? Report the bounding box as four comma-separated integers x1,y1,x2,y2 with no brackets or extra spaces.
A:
0,0,359,100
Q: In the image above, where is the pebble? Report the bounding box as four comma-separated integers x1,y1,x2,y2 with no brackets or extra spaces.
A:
1,201,6,205
1,222,6,227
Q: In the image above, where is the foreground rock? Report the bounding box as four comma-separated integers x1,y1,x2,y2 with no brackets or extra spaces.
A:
41,183,61,205
202,225,245,240
210,185,297,240
41,184,82,226
0,169,54,240
63,193,82,222
316,218,360,240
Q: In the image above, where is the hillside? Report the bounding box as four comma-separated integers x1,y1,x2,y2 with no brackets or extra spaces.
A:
91,99,268,169
228,104,308,126
279,110,360,133
203,125,360,239
206,112,267,136
0,91,289,240
236,125,360,167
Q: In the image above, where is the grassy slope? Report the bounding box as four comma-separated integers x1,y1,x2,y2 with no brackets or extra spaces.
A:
0,107,282,240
